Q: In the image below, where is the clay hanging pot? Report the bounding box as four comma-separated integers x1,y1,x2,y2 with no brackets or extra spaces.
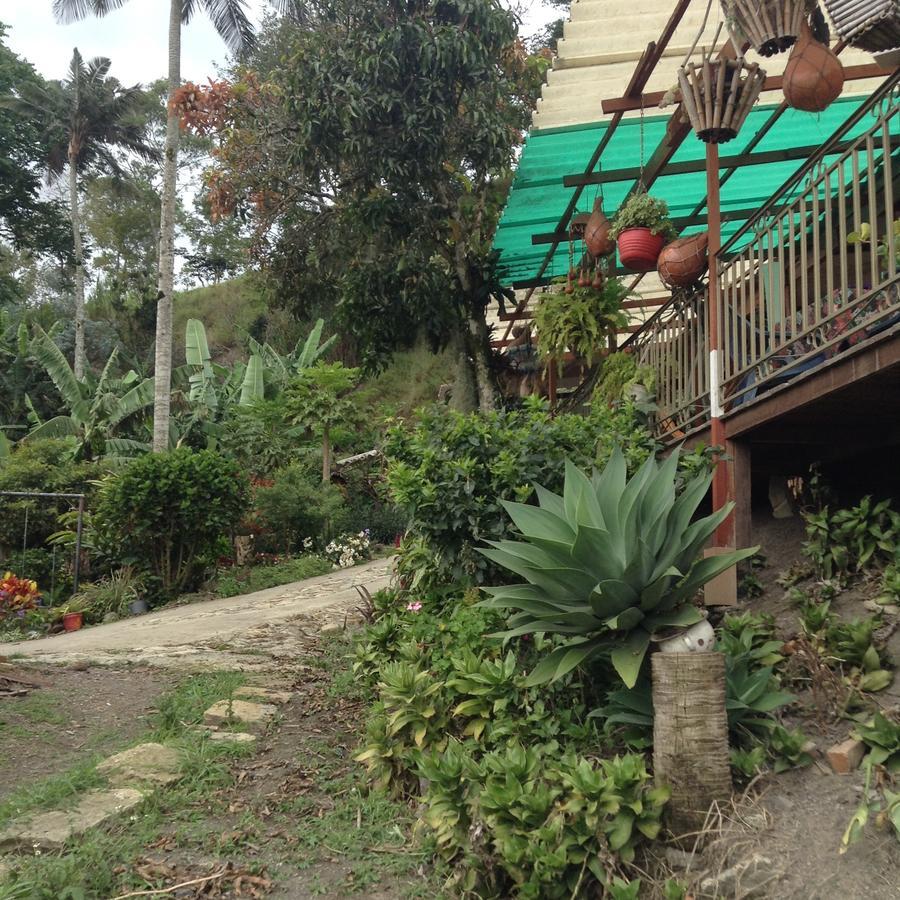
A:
565,269,575,294
584,198,615,258
658,232,709,287
591,263,605,291
783,24,844,113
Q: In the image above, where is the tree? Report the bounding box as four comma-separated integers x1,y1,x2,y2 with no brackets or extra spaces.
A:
5,50,157,379
284,363,360,484
53,0,257,452
0,24,69,304
178,2,549,411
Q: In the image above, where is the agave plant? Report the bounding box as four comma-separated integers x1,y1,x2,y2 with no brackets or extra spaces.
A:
480,449,758,688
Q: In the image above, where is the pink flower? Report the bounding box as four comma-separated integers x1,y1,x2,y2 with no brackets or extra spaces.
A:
406,601,423,612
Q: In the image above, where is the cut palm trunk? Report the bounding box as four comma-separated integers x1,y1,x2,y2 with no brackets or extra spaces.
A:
678,57,766,144
823,0,900,51
652,651,732,841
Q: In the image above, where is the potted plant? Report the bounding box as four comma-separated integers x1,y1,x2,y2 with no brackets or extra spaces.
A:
722,0,814,56
534,277,629,369
609,193,678,272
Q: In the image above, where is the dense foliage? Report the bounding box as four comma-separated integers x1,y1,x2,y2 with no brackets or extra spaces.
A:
93,448,249,600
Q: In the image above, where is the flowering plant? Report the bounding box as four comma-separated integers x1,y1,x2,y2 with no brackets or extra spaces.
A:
323,530,372,569
0,572,41,618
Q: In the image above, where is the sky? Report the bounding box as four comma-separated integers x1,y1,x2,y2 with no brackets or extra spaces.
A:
2,1,558,87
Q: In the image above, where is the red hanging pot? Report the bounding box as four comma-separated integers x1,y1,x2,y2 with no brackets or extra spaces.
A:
62,611,83,632
617,228,667,272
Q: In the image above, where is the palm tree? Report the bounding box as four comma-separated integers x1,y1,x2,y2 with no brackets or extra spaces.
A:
4,50,158,380
53,0,258,451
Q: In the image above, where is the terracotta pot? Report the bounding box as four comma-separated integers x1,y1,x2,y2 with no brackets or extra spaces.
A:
617,228,667,272
62,611,83,632
783,26,844,112
658,232,709,287
584,198,615,258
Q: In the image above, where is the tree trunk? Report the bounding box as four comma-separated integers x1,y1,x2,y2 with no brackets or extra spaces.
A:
468,313,497,413
152,0,182,452
322,426,331,484
652,651,732,842
68,148,87,381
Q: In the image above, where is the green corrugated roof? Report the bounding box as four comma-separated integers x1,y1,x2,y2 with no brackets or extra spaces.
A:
494,95,876,286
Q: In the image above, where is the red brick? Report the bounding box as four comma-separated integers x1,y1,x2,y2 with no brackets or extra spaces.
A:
826,738,865,774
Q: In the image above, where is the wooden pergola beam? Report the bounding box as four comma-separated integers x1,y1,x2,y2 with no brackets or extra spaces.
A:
600,62,886,113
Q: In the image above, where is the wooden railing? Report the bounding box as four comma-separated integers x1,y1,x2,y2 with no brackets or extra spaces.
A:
629,285,710,438
626,71,900,441
717,74,900,411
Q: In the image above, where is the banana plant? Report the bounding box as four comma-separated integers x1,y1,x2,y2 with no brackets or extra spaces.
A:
480,448,758,688
24,325,153,460
244,317,337,395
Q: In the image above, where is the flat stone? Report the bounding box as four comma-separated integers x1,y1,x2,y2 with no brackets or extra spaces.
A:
700,853,778,898
827,738,866,774
97,743,182,788
319,623,343,635
0,789,145,852
203,699,277,732
207,730,257,745
234,686,293,704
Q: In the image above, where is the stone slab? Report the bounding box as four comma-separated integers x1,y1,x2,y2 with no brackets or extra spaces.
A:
97,742,182,787
234,686,293,704
0,789,145,851
207,730,257,745
203,699,277,732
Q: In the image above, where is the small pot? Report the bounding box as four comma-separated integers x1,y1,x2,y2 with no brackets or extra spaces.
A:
617,228,667,272
658,620,716,653
62,611,83,632
584,198,615,258
129,598,150,616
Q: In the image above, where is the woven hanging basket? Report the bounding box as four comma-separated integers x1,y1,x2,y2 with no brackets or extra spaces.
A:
678,58,766,144
823,0,900,51
721,0,809,56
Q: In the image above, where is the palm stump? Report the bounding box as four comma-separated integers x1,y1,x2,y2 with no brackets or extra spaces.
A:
652,651,731,840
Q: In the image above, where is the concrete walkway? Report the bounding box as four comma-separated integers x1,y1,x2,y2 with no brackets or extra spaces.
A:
1,558,392,670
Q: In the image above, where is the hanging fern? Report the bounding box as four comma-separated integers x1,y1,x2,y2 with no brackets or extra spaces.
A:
534,279,630,368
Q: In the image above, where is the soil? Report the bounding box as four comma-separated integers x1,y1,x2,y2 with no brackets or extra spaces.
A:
0,663,168,801
673,508,900,899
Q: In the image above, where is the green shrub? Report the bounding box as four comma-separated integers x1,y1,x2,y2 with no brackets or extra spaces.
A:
385,398,657,587
65,568,145,623
592,352,657,407
217,400,305,478
94,449,249,600
0,439,98,550
213,554,332,598
254,465,346,553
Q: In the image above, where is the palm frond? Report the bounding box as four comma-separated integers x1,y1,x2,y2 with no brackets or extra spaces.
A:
52,0,132,24
201,0,256,53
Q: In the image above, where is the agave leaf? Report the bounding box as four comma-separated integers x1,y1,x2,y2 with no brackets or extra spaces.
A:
665,546,759,610
571,523,624,577
604,606,645,631
593,445,627,525
644,605,704,633
534,483,566,518
639,566,682,611
590,579,638,617
500,500,574,547
523,637,606,686
611,630,651,688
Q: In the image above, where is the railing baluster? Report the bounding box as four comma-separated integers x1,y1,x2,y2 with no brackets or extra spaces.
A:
812,177,822,326
799,195,809,332
852,149,864,298
824,171,834,316
884,116,896,280
867,134,879,291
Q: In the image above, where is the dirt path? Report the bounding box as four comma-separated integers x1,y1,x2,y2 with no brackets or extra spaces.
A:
1,558,391,670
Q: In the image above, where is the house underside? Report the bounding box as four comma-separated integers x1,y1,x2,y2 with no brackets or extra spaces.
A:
494,0,900,550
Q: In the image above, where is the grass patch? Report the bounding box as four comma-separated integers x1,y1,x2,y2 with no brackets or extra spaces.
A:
213,555,333,598
149,670,246,739
3,692,67,726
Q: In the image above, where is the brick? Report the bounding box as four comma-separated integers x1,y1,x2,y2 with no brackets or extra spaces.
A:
827,738,865,774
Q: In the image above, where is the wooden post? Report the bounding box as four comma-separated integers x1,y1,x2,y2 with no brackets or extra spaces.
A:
706,142,736,548
652,652,732,841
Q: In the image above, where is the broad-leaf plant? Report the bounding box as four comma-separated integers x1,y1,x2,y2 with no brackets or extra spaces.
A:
480,448,757,688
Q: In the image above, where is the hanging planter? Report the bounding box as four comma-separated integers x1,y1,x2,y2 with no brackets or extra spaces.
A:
658,232,709,287
569,211,591,240
677,57,766,144
721,0,811,56
823,0,900,51
783,24,845,112
584,197,616,258
609,193,678,272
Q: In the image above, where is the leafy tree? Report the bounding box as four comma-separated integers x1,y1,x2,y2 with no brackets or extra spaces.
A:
180,191,248,286
53,0,258,452
4,50,158,379
284,362,360,483
0,25,69,304
179,1,549,410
